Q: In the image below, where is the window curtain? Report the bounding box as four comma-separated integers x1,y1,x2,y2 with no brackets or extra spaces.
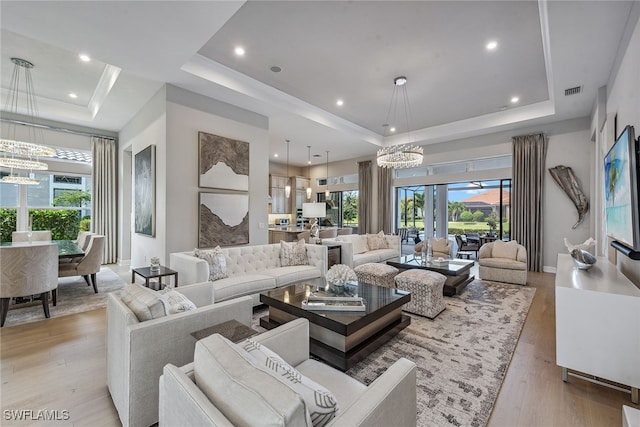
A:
358,161,372,234
512,133,547,272
92,136,117,264
377,166,392,233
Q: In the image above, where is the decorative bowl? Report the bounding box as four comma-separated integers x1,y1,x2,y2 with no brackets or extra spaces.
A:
570,248,596,270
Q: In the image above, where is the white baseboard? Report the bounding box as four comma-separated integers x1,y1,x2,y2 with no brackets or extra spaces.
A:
543,265,557,273
118,258,131,267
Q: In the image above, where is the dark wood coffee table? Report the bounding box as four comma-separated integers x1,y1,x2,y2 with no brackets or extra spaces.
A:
387,255,474,296
260,281,411,371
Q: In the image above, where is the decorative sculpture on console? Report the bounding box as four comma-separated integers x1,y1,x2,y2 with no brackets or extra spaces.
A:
549,165,589,229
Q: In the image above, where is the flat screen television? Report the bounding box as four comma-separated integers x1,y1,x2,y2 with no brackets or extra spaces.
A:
604,125,640,252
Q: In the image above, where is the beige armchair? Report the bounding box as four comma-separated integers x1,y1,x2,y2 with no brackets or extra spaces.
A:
0,242,58,327
415,237,453,258
159,318,417,427
58,235,104,293
478,240,527,285
12,230,52,242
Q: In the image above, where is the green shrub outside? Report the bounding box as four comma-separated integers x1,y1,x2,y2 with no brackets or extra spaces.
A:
459,210,473,221
0,209,87,241
0,209,17,242
472,210,485,222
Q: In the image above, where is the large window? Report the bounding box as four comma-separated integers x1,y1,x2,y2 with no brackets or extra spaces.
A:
396,186,426,230
0,172,92,241
447,179,511,239
317,190,359,229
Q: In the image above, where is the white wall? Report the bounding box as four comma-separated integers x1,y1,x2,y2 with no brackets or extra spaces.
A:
601,12,640,285
119,86,167,268
118,85,270,268
543,129,593,271
165,98,269,255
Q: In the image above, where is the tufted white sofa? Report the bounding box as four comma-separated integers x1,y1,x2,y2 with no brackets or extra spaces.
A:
169,243,327,306
321,234,401,268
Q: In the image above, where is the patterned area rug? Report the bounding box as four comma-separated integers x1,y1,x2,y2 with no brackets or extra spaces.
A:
3,267,126,328
254,279,535,427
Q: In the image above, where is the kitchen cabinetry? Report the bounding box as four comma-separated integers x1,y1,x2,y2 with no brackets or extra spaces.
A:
289,177,310,213
270,175,289,214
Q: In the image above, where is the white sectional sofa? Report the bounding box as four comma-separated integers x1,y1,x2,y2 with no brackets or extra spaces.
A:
322,233,401,268
169,243,327,305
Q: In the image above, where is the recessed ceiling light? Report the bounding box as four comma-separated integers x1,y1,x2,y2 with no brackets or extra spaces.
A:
336,99,344,107
274,153,278,158
390,127,396,133
510,96,520,103
234,46,245,56
486,41,498,51
68,93,78,99
79,54,91,62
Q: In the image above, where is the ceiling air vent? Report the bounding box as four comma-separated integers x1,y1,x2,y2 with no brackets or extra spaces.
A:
564,86,582,96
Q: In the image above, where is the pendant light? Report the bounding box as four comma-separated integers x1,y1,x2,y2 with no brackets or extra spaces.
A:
325,150,330,199
284,139,291,198
306,145,312,200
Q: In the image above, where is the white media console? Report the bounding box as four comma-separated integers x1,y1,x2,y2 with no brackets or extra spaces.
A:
555,253,640,404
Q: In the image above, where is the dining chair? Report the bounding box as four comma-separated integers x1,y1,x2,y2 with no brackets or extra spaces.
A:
297,230,311,243
61,231,95,264
336,227,353,235
58,235,105,294
0,242,58,327
12,230,52,242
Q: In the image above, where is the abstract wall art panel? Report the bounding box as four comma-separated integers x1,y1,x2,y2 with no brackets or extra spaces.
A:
199,131,249,191
199,192,249,247
134,145,155,236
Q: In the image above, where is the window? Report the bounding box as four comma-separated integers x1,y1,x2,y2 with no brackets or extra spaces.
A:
317,190,359,228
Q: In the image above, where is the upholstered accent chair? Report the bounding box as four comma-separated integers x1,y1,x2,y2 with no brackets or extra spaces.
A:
107,283,253,427
159,318,417,427
58,235,104,293
11,230,52,242
318,228,338,239
478,240,528,285
0,242,58,327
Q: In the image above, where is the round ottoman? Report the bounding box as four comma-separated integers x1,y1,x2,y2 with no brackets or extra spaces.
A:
394,269,446,319
353,263,399,288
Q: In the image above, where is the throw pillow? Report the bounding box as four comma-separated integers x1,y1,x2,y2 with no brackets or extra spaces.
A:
157,288,197,314
431,237,449,255
195,246,228,281
367,231,388,250
280,239,309,266
241,339,338,427
349,235,370,254
119,283,167,322
492,240,519,260
194,334,310,426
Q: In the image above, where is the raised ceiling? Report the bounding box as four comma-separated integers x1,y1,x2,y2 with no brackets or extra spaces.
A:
0,1,637,166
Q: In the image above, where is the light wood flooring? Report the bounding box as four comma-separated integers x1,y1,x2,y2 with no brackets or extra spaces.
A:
1,266,637,426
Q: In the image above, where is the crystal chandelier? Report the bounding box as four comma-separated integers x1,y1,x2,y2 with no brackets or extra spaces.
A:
0,58,55,185
376,76,424,169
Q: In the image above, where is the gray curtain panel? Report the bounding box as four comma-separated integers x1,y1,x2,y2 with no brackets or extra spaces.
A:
358,161,372,234
377,166,393,234
92,136,118,264
512,133,547,272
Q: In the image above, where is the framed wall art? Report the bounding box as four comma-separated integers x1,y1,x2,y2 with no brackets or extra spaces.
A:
199,192,249,247
134,144,155,236
199,131,249,191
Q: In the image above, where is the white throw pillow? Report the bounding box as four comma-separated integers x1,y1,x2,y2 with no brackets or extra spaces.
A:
119,284,166,322
280,239,309,266
367,231,388,250
195,246,228,281
241,339,338,426
158,288,197,314
492,240,519,260
194,335,310,427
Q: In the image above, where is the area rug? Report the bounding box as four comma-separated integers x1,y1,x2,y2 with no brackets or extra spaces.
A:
3,267,126,327
253,279,535,427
